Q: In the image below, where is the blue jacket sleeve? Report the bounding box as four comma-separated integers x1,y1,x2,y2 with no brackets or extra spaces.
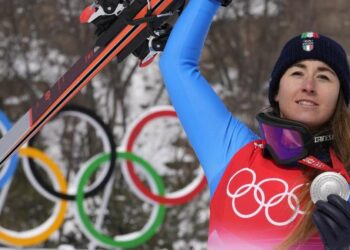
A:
159,0,258,197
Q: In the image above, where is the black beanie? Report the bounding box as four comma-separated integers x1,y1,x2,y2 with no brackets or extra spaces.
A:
269,32,350,106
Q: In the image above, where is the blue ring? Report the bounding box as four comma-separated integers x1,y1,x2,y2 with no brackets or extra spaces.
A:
0,111,19,189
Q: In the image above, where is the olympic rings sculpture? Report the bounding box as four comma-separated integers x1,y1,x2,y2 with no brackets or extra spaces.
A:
120,107,207,205
0,105,206,248
0,112,19,190
0,147,68,247
26,105,117,201
75,152,166,249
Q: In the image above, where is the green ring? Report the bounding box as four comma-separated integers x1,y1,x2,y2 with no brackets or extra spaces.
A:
76,151,166,249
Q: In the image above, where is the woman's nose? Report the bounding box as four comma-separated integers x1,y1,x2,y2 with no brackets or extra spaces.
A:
302,78,316,94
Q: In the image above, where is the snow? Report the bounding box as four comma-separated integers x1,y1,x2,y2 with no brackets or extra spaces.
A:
4,95,30,105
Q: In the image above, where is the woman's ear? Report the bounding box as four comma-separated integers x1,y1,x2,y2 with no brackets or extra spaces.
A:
274,92,280,102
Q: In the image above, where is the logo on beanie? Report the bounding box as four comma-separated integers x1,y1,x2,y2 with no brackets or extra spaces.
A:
301,32,319,52
302,40,314,51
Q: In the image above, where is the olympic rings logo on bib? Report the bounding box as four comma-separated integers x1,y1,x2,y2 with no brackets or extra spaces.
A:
226,168,305,226
0,105,206,248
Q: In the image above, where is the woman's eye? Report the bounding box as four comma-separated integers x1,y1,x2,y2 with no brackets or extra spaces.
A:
317,74,330,81
291,71,303,76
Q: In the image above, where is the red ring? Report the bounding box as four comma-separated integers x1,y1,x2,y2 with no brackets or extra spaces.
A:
125,109,206,205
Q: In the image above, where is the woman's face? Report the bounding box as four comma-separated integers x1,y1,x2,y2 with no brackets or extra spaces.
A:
275,60,340,130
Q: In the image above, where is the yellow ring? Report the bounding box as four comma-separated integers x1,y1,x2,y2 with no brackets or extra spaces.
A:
0,147,68,246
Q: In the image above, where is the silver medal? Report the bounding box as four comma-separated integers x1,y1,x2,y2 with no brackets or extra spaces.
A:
310,172,350,203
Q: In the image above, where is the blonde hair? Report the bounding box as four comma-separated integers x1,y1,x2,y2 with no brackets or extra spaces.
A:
277,93,350,249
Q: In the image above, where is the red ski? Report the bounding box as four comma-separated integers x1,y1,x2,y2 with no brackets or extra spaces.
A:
0,0,184,166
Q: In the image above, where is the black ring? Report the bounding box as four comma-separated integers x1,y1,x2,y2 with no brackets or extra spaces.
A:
27,104,116,200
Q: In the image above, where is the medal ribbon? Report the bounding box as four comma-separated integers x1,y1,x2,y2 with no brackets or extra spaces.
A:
298,149,350,183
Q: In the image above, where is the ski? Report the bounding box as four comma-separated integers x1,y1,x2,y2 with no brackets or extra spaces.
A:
0,0,185,167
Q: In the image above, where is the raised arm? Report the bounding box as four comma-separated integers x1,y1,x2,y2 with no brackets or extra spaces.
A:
159,0,258,196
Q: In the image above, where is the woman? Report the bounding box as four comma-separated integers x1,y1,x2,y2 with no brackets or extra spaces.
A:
159,0,350,249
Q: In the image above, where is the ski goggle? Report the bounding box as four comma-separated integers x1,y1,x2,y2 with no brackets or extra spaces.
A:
256,112,333,165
